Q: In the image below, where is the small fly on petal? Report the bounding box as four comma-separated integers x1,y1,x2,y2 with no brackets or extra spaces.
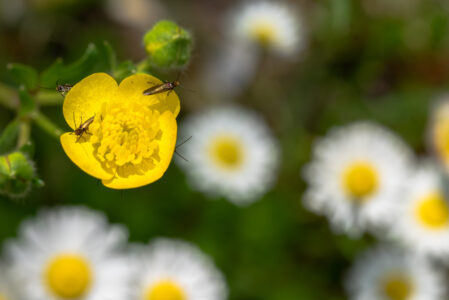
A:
70,113,95,142
143,80,180,96
56,84,73,97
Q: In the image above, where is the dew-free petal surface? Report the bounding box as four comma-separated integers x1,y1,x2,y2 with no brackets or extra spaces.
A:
60,133,114,180
102,111,177,189
118,73,180,117
63,73,118,130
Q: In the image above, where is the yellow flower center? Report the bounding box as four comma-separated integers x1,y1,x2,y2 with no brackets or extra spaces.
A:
45,254,92,299
209,135,244,170
250,22,277,47
415,192,449,229
382,274,413,300
0,294,8,300
145,280,186,300
342,161,379,200
89,101,162,177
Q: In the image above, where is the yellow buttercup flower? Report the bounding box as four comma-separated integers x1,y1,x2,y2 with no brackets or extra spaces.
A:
60,73,179,189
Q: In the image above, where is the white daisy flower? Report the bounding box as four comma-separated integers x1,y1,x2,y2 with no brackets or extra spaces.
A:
4,206,132,300
428,97,449,172
387,162,449,259
177,106,280,205
130,238,227,300
230,1,304,57
303,121,413,236
345,245,445,300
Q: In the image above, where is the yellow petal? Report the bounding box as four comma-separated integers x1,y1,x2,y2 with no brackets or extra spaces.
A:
63,73,118,130
60,133,114,180
118,73,181,117
102,111,177,189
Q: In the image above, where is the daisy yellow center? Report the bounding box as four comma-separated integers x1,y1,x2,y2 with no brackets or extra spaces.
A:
209,136,244,169
382,274,413,300
415,192,449,229
250,22,277,46
45,254,92,299
146,280,186,300
342,161,379,199
89,101,162,176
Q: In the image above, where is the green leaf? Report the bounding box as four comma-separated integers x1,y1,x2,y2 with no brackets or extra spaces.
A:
63,43,99,82
0,120,20,155
100,40,117,73
40,58,64,89
113,60,137,82
39,43,100,88
18,141,35,158
7,63,39,90
18,87,36,117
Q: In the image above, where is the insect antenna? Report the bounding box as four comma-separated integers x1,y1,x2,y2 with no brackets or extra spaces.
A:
176,136,192,148
174,136,192,162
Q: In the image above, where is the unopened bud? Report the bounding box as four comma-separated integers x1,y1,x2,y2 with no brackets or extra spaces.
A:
143,20,193,69
0,152,43,198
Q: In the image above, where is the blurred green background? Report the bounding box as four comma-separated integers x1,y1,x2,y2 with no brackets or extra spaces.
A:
1,0,449,299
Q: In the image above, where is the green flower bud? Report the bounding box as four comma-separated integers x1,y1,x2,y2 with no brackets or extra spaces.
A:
143,20,193,69
0,152,43,199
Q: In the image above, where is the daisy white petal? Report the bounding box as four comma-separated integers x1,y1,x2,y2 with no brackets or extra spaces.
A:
388,162,449,259
130,238,227,300
303,121,413,236
3,206,133,300
345,245,445,300
177,106,280,205
230,1,304,56
0,264,20,300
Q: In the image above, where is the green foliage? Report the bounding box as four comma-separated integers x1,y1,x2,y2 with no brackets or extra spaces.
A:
18,87,36,117
0,120,20,155
114,60,137,82
6,64,39,90
100,41,118,73
143,20,193,69
40,43,100,87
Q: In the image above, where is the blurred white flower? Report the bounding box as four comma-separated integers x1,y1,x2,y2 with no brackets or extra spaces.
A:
4,206,132,300
303,121,413,237
177,106,280,205
387,162,449,259
230,1,304,57
0,264,20,300
200,41,258,100
105,0,166,29
130,238,227,300
428,97,449,173
345,245,445,300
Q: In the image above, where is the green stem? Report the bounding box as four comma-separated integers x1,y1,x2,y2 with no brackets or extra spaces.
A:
35,90,64,106
17,121,31,148
32,111,63,139
0,82,18,110
136,58,152,73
